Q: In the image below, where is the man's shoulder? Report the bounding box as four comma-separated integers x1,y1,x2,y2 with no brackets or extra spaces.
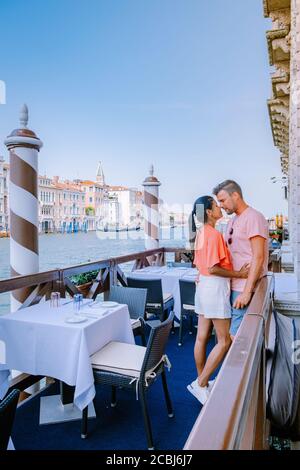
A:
245,207,267,223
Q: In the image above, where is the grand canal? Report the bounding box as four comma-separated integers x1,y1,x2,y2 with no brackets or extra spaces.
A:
0,227,188,314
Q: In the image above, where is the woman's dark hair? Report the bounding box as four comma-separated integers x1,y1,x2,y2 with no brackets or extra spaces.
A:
189,195,214,251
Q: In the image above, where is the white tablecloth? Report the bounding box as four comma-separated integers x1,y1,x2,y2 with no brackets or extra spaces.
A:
0,300,134,410
128,266,197,318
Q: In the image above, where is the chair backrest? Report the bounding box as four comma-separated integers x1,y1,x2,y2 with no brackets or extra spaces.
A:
140,312,174,377
0,389,20,450
179,279,196,308
169,262,192,268
127,278,164,312
108,285,147,320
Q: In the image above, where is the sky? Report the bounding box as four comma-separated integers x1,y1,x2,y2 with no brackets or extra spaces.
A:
0,0,287,218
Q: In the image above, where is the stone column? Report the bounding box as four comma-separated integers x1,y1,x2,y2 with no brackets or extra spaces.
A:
142,165,161,257
290,0,300,298
4,105,43,311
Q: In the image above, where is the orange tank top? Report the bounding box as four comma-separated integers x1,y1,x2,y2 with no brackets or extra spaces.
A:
193,224,232,276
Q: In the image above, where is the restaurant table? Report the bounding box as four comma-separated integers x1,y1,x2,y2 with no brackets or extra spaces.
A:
0,299,134,424
128,266,198,319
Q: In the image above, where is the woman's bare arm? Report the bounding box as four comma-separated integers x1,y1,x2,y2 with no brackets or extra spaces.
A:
208,264,249,279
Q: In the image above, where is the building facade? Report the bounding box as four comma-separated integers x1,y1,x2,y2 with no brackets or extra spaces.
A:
1,160,143,234
108,186,143,227
80,180,108,230
264,0,300,299
52,178,86,233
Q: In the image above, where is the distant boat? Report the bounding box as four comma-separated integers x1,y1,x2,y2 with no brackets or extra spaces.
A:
97,223,142,233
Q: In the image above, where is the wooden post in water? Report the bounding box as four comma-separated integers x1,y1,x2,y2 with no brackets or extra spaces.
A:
142,165,161,264
4,105,43,311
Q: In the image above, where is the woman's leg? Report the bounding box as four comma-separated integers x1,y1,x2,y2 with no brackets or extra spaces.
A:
194,314,213,378
198,318,231,387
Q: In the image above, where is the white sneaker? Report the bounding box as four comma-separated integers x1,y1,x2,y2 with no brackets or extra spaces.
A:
208,379,216,391
190,378,215,391
187,381,210,405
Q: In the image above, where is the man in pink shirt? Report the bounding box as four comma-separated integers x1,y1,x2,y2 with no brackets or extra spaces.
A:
213,180,269,337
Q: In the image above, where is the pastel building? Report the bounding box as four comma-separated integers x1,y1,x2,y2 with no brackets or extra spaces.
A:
38,175,56,233
79,180,108,230
108,186,143,226
52,178,86,233
1,159,143,233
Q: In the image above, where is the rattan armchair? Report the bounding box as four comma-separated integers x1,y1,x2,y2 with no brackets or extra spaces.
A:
107,285,147,346
127,277,174,323
82,312,174,450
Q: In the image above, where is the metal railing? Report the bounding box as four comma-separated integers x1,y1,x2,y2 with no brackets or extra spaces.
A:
0,247,190,393
184,274,274,450
1,247,279,448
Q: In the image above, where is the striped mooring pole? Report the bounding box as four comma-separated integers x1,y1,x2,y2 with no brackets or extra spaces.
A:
142,165,161,260
4,105,43,311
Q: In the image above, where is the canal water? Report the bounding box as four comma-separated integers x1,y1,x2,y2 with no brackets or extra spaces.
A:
0,227,189,314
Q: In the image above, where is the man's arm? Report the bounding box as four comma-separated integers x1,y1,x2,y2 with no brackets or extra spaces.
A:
233,236,265,309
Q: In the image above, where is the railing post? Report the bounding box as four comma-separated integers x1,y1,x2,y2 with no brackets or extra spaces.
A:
4,105,43,311
142,165,161,264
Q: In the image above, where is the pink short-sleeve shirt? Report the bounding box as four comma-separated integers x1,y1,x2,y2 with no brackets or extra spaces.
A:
225,207,269,292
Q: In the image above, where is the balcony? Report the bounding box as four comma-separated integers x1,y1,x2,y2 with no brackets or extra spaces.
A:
0,247,278,450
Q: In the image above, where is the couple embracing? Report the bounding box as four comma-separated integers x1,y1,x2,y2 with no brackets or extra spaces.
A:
188,180,269,405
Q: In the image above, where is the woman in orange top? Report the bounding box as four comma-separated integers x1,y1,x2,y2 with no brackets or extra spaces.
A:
187,196,249,405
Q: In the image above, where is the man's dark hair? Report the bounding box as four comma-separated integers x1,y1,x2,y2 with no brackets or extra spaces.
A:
212,180,243,198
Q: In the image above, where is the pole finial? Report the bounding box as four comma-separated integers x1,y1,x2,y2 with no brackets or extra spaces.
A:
149,164,154,177
20,104,29,128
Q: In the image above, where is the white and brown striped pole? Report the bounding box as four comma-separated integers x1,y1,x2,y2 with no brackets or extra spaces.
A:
142,165,161,260
4,105,43,311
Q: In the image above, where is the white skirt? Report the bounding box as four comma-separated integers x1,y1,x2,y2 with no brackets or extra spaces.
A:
195,275,231,319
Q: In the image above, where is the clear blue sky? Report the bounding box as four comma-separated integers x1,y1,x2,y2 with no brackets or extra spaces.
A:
0,0,287,218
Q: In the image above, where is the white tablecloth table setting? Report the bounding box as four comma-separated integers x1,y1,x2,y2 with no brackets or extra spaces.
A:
0,298,134,417
128,266,198,319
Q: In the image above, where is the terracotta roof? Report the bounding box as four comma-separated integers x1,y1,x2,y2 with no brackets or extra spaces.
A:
52,181,84,192
108,186,129,191
80,180,105,188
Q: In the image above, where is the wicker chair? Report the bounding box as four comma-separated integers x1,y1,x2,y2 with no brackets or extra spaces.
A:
82,312,174,450
178,279,196,346
0,389,20,450
107,285,147,346
127,277,174,323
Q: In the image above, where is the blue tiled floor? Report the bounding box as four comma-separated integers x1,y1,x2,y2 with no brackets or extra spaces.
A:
12,328,216,450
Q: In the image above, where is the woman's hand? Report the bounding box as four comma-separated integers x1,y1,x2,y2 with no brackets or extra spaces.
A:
238,263,250,279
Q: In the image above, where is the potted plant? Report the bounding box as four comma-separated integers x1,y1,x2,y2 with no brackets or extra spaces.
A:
71,270,99,297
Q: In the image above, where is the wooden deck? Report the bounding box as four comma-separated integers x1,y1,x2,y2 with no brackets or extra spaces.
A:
0,247,275,449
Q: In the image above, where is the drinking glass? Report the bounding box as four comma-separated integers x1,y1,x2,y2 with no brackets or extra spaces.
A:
50,292,60,308
73,293,83,314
